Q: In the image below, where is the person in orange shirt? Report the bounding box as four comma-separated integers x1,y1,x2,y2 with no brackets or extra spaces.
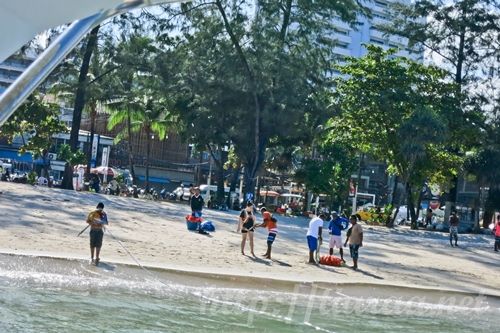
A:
256,207,278,259
86,202,108,266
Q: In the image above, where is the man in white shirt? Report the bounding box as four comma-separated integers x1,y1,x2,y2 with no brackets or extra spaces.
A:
306,213,326,264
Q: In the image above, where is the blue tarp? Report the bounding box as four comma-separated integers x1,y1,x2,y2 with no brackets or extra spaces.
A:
0,149,33,163
137,175,170,184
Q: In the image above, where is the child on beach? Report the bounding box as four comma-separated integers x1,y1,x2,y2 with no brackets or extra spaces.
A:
86,202,108,266
256,207,278,259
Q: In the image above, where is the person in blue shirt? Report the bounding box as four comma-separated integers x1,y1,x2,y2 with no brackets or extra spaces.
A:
328,211,349,263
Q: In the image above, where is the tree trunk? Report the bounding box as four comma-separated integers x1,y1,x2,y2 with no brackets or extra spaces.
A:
243,166,256,203
416,183,424,221
227,163,241,208
60,163,74,190
69,25,100,151
206,144,227,205
445,22,466,218
145,127,151,191
126,109,136,184
406,183,418,230
484,186,500,228
215,0,263,199
215,163,225,205
62,25,100,190
387,175,399,227
86,103,97,176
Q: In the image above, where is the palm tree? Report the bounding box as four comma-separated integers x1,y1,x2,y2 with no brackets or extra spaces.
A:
107,95,176,190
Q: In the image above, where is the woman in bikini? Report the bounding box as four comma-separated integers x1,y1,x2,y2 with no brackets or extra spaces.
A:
240,209,256,256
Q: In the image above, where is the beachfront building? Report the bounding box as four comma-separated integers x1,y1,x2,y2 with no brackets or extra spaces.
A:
330,0,423,65
80,113,195,189
0,54,36,95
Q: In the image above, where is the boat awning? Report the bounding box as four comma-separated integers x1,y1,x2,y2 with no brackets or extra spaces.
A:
0,1,183,63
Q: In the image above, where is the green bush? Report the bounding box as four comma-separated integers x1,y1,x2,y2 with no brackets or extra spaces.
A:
27,171,38,185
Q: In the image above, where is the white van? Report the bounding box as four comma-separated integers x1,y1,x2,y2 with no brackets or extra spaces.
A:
199,184,230,203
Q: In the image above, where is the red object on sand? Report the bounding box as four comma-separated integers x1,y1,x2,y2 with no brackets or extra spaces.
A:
319,255,342,267
185,215,202,223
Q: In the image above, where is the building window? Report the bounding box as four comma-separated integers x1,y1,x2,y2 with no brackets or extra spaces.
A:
369,38,385,46
375,0,388,8
334,28,349,36
373,13,389,20
336,41,349,49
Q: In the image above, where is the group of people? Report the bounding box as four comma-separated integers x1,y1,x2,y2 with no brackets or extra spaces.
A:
237,202,278,259
307,212,363,270
83,196,500,269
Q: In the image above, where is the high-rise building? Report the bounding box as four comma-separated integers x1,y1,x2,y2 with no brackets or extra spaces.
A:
331,0,423,65
0,55,35,95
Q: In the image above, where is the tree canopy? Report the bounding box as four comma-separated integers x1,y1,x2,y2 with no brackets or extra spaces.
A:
327,45,483,227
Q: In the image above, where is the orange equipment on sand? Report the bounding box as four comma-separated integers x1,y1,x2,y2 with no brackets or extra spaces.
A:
319,255,342,267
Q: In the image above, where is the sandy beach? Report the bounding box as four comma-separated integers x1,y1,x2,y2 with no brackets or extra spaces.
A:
1,182,499,297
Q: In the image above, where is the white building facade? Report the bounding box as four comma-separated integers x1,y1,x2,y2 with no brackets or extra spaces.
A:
331,0,423,64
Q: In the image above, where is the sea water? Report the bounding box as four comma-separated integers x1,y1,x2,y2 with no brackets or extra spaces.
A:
0,254,499,333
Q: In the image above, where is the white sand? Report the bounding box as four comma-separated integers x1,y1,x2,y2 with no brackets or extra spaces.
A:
0,182,499,296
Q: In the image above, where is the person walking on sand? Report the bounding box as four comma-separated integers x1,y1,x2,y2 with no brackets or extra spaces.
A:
328,211,348,263
86,202,108,266
346,214,363,270
306,213,326,264
449,211,459,247
256,207,278,259
494,215,500,252
240,203,256,256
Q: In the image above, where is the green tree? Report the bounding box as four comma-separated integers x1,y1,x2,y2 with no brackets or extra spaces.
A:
160,0,365,196
466,120,500,228
108,98,174,190
57,143,86,182
328,46,481,229
384,0,500,210
0,94,66,165
295,140,357,211
105,35,176,190
103,32,174,186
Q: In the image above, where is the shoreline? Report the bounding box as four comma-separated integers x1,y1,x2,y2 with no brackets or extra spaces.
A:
2,251,500,301
1,182,500,303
